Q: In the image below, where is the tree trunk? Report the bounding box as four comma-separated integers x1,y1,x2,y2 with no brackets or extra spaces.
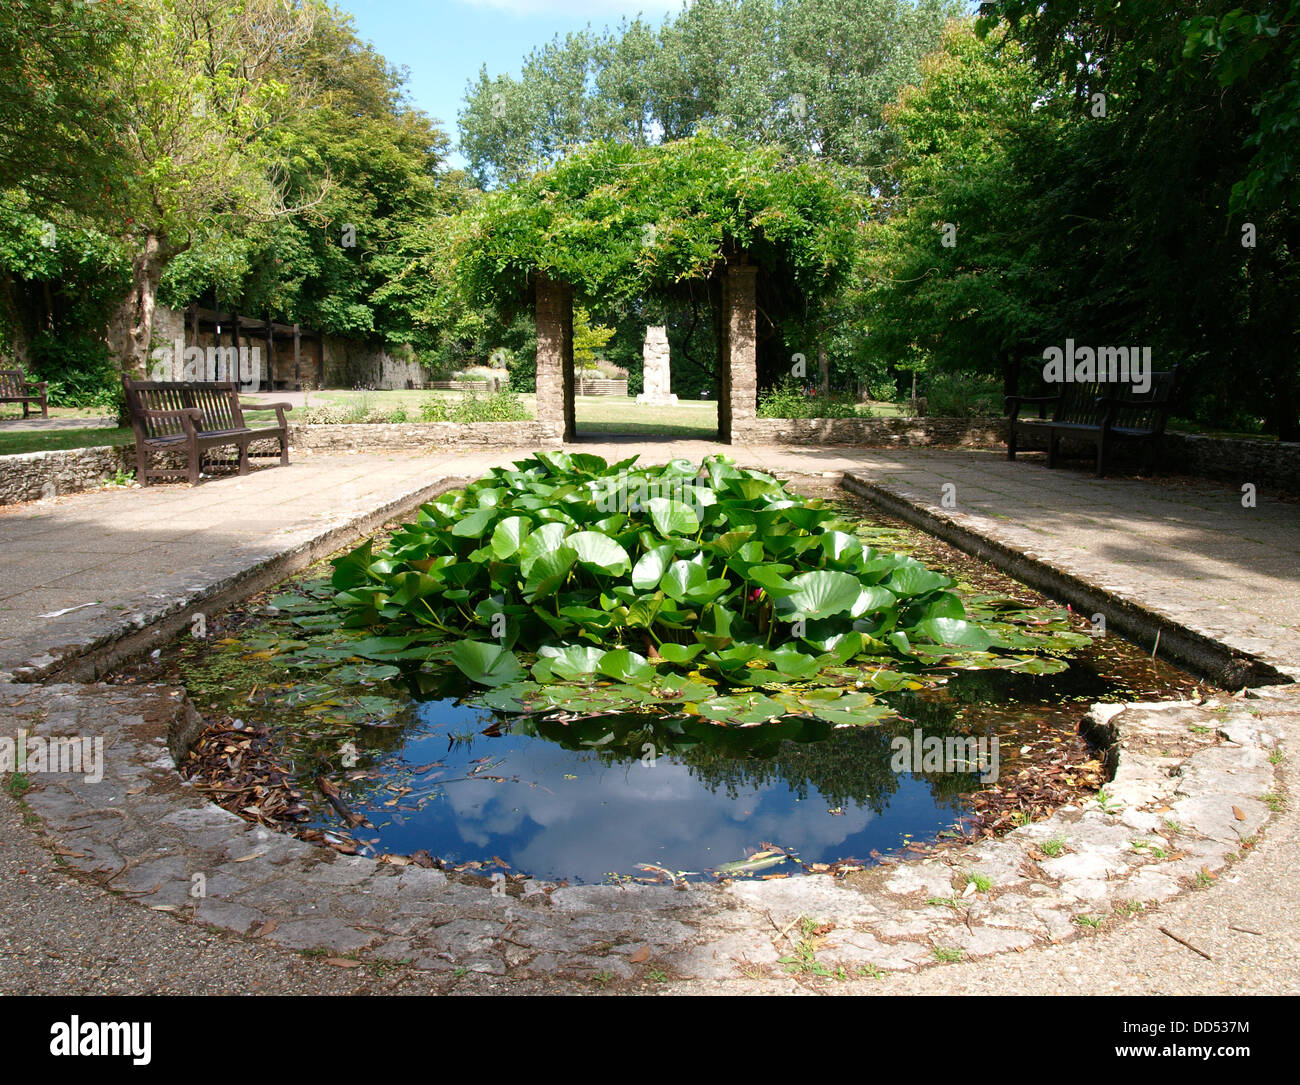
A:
107,232,176,378
1001,353,1019,400
0,269,29,365
817,344,829,394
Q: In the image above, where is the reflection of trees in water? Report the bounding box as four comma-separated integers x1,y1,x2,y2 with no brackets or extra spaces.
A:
522,706,980,814
682,727,905,812
281,661,1082,815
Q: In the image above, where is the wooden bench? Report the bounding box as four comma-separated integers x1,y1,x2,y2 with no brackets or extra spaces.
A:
0,368,48,418
1006,367,1178,477
122,378,293,486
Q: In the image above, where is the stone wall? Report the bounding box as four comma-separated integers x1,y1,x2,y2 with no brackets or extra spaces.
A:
0,446,132,505
289,421,563,452
321,337,431,390
1012,426,1299,490
1160,433,1299,491
576,378,628,396
739,416,1007,447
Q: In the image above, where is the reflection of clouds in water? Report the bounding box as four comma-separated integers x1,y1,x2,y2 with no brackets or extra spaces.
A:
436,741,878,882
391,702,955,884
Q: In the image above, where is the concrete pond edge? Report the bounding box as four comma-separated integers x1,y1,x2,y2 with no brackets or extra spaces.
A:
4,681,1288,982
1,462,1292,983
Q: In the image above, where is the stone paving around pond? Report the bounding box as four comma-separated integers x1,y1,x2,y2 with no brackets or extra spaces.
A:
0,443,1297,993
3,681,1290,983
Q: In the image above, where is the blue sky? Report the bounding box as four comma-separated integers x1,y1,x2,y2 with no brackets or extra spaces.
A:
335,0,687,165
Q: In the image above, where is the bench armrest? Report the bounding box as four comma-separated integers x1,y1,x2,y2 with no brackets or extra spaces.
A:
241,400,293,426
25,380,47,393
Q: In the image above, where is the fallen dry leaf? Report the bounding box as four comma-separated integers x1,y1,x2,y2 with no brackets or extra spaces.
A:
629,945,651,964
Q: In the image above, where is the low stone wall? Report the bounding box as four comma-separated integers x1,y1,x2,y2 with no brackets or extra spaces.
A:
0,446,132,505
1161,432,1299,491
428,380,495,392
577,379,628,396
289,421,562,452
739,416,1006,446
1012,426,1299,490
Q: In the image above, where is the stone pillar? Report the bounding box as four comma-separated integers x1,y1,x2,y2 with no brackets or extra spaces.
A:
723,260,757,443
716,275,732,442
534,271,574,443
636,326,678,406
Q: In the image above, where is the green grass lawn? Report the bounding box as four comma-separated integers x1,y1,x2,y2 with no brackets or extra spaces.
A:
0,426,134,456
575,396,721,437
0,405,116,421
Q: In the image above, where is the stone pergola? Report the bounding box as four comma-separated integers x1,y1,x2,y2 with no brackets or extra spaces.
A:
534,257,758,444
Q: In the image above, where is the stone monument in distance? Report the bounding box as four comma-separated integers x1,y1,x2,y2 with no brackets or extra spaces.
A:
636,325,678,406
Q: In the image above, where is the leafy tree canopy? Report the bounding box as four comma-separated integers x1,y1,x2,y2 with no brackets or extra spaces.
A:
453,135,861,322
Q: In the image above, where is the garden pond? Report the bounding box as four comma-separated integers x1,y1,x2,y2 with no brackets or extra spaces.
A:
120,454,1204,885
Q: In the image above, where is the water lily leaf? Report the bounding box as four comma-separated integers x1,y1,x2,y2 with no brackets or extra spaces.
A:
770,648,822,679
566,531,631,576
523,546,576,600
449,641,524,687
540,644,606,680
698,693,787,725
647,497,699,537
748,563,797,596
450,507,498,539
850,585,897,618
632,544,675,590
888,564,951,597
490,516,531,560
820,531,864,565
780,570,863,620
656,642,705,664
517,522,570,576
914,618,994,649
597,648,655,683
660,559,708,602
912,591,967,621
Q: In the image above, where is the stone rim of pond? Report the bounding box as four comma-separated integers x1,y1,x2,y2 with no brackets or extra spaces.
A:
8,680,1286,982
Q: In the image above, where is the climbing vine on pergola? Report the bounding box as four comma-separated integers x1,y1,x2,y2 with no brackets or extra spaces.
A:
451,135,861,441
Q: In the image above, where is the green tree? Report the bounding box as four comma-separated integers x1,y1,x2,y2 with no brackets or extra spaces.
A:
976,0,1299,438
572,307,615,368
861,24,1059,399
457,0,959,189
97,0,323,375
0,0,146,216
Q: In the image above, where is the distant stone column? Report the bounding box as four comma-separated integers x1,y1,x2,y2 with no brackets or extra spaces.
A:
534,271,574,443
724,260,757,442
636,326,678,406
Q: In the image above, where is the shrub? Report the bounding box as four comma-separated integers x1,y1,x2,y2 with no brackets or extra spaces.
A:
757,377,864,419
24,333,121,409
421,388,530,423
922,371,1002,417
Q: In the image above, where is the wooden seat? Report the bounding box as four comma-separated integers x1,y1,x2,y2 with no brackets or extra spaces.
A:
121,378,293,486
0,368,48,418
1006,367,1178,477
